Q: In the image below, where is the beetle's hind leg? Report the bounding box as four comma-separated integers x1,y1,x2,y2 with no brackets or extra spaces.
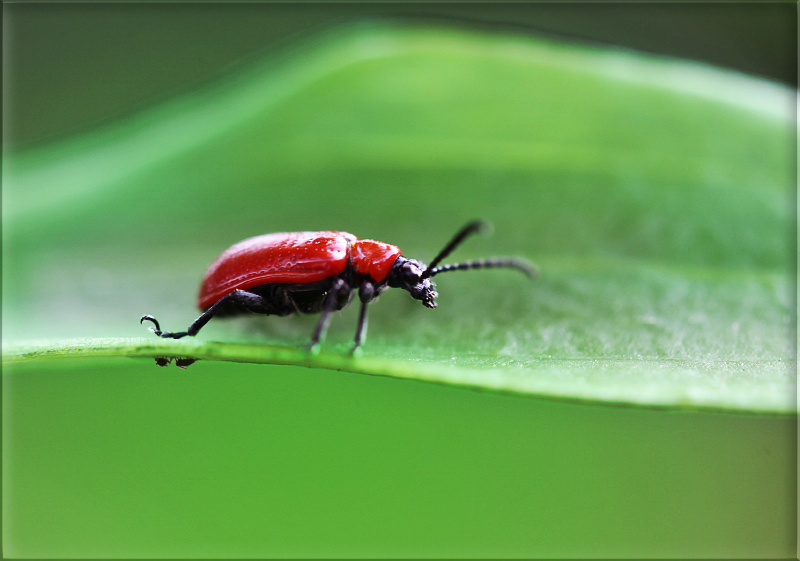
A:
141,289,275,339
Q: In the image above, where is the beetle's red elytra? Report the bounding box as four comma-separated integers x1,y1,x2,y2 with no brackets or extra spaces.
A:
198,232,402,309
141,220,536,354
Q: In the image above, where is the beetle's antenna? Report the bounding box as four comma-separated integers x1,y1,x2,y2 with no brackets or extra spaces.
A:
422,220,489,279
428,258,538,278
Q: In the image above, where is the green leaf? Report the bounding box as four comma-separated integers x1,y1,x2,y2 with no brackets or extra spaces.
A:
2,23,794,414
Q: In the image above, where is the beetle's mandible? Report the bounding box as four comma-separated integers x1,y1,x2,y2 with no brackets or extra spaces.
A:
141,220,536,353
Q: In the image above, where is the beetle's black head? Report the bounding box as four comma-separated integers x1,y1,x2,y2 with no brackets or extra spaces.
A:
387,257,438,308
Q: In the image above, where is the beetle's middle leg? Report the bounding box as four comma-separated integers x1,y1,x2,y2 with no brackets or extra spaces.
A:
351,281,377,355
306,278,350,353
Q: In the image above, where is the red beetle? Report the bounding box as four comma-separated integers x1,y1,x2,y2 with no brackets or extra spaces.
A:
141,220,536,352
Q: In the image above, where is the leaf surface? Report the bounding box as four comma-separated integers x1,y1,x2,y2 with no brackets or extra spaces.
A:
3,24,794,413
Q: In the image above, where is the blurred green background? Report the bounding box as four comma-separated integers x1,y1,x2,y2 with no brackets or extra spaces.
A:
4,3,797,151
3,3,796,558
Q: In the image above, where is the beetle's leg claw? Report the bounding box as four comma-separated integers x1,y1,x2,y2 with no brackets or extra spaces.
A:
140,314,163,336
175,357,197,369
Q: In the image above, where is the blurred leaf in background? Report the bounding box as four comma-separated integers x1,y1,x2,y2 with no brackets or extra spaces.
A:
2,4,796,559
